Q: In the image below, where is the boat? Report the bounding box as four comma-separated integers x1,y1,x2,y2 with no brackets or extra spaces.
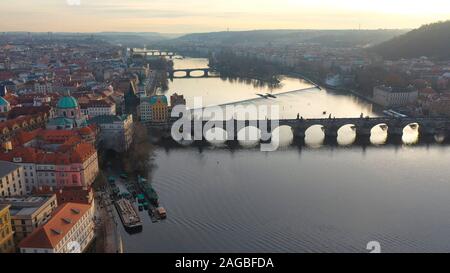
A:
265,93,277,99
325,74,343,88
137,176,159,206
114,199,143,230
137,194,146,204
155,207,167,219
256,93,269,99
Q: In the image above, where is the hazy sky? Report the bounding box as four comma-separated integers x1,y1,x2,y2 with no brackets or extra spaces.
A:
1,0,449,33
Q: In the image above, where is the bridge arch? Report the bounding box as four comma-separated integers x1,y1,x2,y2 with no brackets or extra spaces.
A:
305,124,325,147
369,123,388,145
270,125,294,147
173,70,189,78
337,124,357,146
237,126,261,147
204,127,228,146
402,122,420,145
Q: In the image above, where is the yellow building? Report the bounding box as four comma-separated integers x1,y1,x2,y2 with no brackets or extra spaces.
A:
0,204,15,253
139,95,169,123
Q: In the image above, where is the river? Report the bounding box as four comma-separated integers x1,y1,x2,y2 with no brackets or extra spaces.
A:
118,58,450,253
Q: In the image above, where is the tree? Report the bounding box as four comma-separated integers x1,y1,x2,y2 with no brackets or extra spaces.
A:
122,122,154,177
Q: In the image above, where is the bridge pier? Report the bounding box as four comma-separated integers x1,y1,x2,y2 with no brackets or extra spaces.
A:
292,127,306,145
323,127,338,146
386,127,404,144
355,127,372,145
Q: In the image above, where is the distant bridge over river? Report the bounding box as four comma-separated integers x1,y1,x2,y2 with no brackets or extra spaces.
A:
168,68,214,79
131,49,176,58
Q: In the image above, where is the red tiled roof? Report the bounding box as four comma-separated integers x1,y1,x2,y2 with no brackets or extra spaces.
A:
18,203,92,250
0,113,46,132
8,106,51,120
33,186,93,205
0,147,40,163
0,141,96,165
14,129,42,146
70,143,96,163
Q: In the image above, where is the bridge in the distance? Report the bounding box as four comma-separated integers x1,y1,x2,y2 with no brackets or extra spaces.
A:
147,116,450,144
168,68,214,79
131,49,176,58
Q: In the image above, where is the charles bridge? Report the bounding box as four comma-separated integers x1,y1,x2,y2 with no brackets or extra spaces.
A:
147,116,450,144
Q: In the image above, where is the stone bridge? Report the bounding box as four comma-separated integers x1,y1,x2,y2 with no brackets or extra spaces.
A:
150,116,450,143
168,68,211,78
132,49,176,58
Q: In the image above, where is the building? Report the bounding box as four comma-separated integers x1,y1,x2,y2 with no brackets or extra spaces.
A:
89,114,134,152
46,94,88,130
34,81,53,94
0,113,49,144
80,99,116,119
33,186,94,206
124,81,139,120
373,85,419,107
19,202,95,253
0,204,15,253
139,95,169,123
170,93,186,108
0,96,11,122
0,144,99,190
0,161,25,197
0,194,58,243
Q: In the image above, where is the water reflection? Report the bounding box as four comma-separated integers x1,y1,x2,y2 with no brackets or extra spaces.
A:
435,133,446,144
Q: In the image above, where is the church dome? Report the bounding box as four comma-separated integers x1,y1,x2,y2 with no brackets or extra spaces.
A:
57,96,79,109
0,96,9,106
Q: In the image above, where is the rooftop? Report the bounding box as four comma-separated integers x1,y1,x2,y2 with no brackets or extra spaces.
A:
18,203,92,250
0,160,21,178
0,204,10,213
375,85,418,93
57,96,79,109
0,195,56,217
88,114,130,125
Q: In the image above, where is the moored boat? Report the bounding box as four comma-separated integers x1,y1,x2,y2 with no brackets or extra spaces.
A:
115,198,143,230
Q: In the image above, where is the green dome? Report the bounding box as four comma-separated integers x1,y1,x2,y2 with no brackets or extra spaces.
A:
0,96,9,106
57,96,79,109
149,95,168,105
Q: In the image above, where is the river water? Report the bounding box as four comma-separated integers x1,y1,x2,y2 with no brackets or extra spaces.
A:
119,58,450,253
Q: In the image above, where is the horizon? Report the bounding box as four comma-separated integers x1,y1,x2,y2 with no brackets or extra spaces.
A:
0,27,415,35
0,0,449,33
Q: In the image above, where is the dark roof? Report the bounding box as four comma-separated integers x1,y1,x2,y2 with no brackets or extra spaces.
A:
0,161,21,177
88,115,128,125
0,85,7,97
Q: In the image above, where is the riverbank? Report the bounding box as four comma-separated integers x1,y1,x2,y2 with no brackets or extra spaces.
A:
286,71,383,108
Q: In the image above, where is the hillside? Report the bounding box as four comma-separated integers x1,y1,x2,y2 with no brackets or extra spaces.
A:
165,29,407,48
371,20,450,60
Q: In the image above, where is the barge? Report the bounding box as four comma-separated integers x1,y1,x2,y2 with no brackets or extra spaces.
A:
114,198,143,230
